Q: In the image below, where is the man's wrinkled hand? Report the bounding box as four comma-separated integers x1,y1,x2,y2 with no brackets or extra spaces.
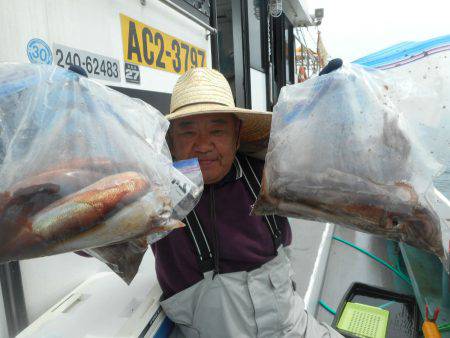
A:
319,58,343,76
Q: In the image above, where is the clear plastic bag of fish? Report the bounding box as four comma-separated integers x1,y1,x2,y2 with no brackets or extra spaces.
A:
170,159,204,220
85,159,203,284
146,158,204,244
0,63,192,281
254,63,450,266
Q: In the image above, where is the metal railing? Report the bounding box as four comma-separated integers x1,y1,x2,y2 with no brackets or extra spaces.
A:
158,0,218,34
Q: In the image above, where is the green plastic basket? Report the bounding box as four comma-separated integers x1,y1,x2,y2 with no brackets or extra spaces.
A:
337,302,389,338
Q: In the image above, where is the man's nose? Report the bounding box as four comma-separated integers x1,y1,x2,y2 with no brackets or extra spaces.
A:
193,132,214,153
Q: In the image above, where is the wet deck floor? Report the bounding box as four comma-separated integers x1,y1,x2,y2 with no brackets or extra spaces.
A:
288,219,413,325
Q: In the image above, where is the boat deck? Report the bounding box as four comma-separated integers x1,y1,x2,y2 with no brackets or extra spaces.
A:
288,220,412,325
289,188,450,336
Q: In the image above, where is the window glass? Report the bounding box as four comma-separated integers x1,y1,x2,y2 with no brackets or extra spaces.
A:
284,18,294,84
285,21,290,82
248,0,263,70
217,0,236,98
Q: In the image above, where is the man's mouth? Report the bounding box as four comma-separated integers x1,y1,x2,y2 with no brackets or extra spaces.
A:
199,159,217,168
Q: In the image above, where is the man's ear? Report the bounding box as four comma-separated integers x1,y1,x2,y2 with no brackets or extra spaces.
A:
166,132,172,150
235,118,242,150
166,128,175,158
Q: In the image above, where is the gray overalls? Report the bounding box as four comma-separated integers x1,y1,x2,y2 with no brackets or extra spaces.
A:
161,156,342,338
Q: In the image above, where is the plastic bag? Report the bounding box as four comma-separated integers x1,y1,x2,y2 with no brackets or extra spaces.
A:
170,159,204,219
85,239,149,284
85,160,203,284
0,63,194,282
374,49,450,193
254,63,450,264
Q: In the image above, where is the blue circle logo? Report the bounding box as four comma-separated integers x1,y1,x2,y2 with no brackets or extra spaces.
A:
27,38,53,65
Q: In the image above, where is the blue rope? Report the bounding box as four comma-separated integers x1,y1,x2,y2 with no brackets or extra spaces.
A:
319,300,337,315
319,236,413,315
332,235,412,286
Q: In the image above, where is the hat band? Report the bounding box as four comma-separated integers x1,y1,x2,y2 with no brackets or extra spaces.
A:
171,101,231,114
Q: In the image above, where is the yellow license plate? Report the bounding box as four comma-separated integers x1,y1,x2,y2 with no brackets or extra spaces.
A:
120,14,207,75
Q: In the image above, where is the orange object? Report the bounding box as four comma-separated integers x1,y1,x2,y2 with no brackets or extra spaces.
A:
297,66,308,83
423,304,441,338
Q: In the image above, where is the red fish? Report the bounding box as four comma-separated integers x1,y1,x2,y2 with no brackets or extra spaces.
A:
0,172,149,262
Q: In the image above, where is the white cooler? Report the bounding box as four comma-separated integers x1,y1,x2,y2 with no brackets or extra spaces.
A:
16,270,172,338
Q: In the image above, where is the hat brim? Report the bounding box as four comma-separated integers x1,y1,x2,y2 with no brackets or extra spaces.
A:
166,103,271,157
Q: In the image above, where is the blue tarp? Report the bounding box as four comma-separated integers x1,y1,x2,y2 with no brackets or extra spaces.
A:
353,34,450,68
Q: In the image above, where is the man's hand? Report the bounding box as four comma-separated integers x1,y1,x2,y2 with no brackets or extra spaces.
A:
74,250,92,257
319,58,343,76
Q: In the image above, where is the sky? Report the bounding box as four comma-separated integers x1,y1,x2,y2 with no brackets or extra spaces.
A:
303,0,450,61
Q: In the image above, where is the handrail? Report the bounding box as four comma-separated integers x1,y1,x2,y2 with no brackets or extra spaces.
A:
159,0,218,34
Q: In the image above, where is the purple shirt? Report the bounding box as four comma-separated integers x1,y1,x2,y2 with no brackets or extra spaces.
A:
151,157,292,299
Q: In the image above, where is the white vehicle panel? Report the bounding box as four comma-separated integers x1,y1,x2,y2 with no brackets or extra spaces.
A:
0,0,212,93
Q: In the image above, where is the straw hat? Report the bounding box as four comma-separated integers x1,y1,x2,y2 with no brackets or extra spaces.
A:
166,67,271,156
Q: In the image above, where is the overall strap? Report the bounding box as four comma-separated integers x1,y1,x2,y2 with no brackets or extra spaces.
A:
183,155,283,273
235,154,283,251
184,210,215,273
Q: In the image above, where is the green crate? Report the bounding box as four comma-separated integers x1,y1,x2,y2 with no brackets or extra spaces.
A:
337,302,389,338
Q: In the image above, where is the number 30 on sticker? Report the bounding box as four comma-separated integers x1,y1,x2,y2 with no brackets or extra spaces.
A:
120,14,206,75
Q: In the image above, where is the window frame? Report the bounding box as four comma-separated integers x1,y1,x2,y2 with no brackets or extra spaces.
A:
170,0,211,24
0,262,28,337
270,13,295,105
246,0,265,72
285,17,295,85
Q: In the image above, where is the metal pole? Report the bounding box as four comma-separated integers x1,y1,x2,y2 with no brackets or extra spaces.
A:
0,262,28,337
159,0,218,34
267,7,274,107
209,0,220,69
306,50,310,77
241,0,252,109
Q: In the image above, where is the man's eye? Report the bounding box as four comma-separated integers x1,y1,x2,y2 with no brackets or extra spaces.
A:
211,130,225,136
180,131,195,137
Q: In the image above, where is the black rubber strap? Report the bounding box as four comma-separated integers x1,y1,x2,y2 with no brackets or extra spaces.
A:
184,155,283,273
184,212,215,273
236,154,283,250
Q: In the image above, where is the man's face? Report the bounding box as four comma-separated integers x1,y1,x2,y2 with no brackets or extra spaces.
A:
170,113,240,185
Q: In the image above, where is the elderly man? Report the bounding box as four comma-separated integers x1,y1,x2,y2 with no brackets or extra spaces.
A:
151,68,342,338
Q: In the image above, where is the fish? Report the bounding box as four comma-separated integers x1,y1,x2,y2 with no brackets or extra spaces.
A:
31,171,149,242
0,169,182,285
9,168,105,198
52,189,182,285
0,183,61,261
47,189,182,254
0,171,150,262
74,194,184,285
254,169,443,257
0,167,109,252
254,65,446,260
